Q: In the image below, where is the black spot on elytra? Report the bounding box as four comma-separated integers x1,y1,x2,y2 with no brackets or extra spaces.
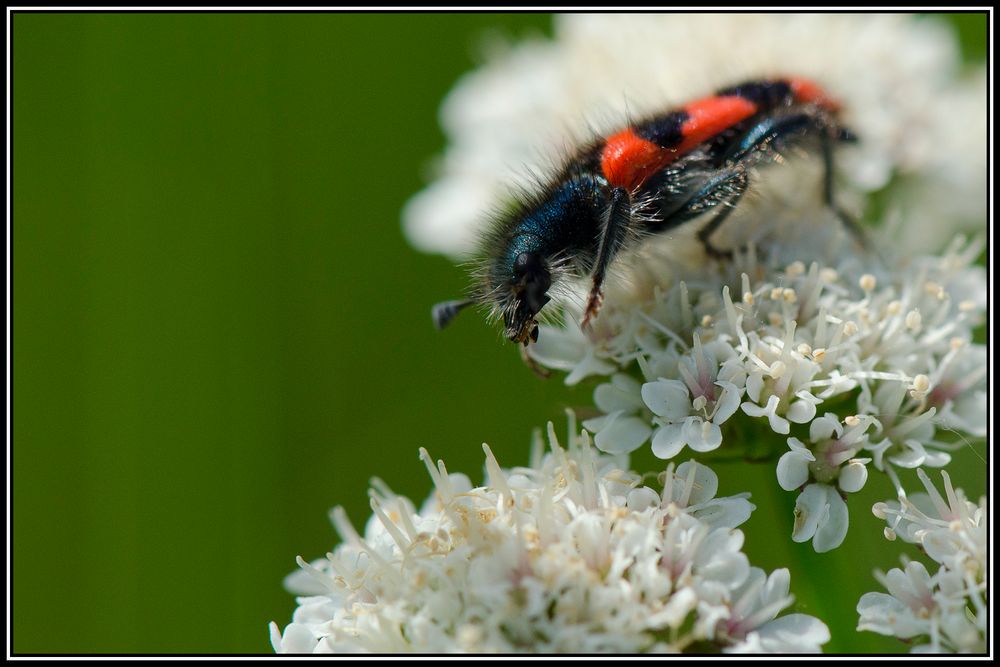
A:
716,80,793,111
635,110,689,148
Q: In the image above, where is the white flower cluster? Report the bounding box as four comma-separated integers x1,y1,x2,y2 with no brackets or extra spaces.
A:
857,470,987,653
270,418,829,653
404,13,986,260
528,233,986,553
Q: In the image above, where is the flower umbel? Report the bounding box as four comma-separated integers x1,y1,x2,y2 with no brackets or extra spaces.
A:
525,233,985,552
270,418,829,653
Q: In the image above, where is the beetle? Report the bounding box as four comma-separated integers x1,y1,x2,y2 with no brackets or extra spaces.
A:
432,77,861,347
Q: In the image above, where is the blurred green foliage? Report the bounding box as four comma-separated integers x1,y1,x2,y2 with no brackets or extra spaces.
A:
12,12,986,654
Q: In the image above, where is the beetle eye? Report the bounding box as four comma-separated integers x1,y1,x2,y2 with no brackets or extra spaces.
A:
513,251,544,279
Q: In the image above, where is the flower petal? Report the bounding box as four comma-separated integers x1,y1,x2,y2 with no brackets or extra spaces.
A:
777,450,810,491
675,459,719,505
838,460,869,493
592,413,653,454
725,613,830,653
689,497,756,530
594,373,645,413
641,378,691,420
684,418,723,452
812,486,849,552
712,380,743,424
742,395,790,435
651,423,687,459
787,391,821,424
791,484,826,544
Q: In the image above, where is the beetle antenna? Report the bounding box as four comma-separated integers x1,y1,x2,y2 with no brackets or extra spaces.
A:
432,299,475,330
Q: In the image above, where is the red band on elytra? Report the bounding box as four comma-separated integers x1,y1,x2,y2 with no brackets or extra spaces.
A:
788,77,840,111
600,128,669,191
676,95,759,155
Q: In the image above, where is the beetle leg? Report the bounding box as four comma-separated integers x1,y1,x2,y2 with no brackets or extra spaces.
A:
519,342,552,378
693,171,750,260
820,128,869,248
582,187,632,330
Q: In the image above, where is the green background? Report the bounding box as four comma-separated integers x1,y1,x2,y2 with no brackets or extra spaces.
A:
12,12,987,654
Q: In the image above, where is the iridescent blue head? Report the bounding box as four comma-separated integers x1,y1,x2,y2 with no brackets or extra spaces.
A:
432,175,606,345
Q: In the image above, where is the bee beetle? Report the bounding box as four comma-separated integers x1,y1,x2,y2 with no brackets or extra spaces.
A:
432,77,861,348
